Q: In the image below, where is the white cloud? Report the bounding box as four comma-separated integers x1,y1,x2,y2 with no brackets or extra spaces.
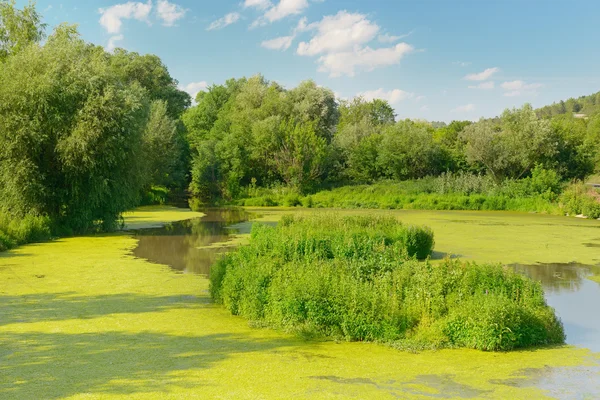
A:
415,95,426,102
207,12,241,30
468,81,495,90
252,0,309,27
317,42,414,77
500,80,543,97
500,80,542,91
244,0,272,9
293,11,415,77
106,34,124,52
99,1,152,34
261,35,294,50
297,11,379,56
181,81,208,101
156,0,186,26
452,104,476,113
464,67,499,81
420,105,430,112
378,31,412,43
357,88,414,104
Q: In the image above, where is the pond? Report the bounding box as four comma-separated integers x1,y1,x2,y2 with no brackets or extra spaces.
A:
132,207,600,353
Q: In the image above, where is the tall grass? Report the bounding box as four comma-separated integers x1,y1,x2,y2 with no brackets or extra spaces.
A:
210,214,564,351
0,213,52,252
236,170,600,218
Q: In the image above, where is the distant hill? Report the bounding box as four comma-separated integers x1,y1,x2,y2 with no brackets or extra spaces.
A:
537,91,600,118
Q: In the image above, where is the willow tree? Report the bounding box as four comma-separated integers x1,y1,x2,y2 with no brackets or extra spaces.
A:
0,25,150,231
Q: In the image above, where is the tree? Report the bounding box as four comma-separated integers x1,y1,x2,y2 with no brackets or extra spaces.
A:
143,100,188,189
272,120,327,192
0,25,150,231
461,105,554,182
378,120,444,180
0,0,45,62
109,49,191,118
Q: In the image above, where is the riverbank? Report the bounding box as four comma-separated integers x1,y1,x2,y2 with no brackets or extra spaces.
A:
1,207,599,399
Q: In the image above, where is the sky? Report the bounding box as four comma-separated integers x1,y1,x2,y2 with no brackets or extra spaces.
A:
21,0,600,122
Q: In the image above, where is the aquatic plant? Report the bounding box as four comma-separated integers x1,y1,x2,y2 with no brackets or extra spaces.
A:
210,214,565,351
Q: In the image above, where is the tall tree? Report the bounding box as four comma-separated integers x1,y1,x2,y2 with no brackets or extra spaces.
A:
0,0,45,62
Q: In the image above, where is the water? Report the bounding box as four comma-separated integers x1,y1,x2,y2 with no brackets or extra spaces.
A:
131,208,256,275
510,263,600,352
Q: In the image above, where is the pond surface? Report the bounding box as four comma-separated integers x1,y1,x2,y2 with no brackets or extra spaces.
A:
132,208,600,353
131,208,257,275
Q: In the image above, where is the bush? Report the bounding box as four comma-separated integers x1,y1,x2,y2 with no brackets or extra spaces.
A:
210,214,564,351
560,183,600,218
0,212,52,251
402,226,435,260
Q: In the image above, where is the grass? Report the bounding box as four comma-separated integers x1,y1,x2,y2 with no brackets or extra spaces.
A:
211,214,564,351
1,207,597,398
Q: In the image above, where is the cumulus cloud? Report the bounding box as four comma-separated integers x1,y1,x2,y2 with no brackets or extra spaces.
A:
295,11,415,77
99,1,152,34
357,88,414,104
452,104,476,113
261,35,294,50
464,67,499,81
156,0,186,26
297,11,379,56
415,95,426,102
468,81,495,90
180,81,208,101
207,12,241,30
260,18,309,51
420,105,430,112
317,42,414,77
106,34,125,52
244,0,272,9
500,80,543,97
252,0,309,27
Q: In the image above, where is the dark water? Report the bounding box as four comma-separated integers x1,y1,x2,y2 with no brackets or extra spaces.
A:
131,208,256,275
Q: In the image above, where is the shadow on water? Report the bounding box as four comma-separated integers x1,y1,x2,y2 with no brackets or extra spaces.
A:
509,262,600,352
131,208,258,276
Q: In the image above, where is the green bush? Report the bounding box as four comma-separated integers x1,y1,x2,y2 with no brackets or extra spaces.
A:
0,212,52,252
402,226,435,260
210,215,564,351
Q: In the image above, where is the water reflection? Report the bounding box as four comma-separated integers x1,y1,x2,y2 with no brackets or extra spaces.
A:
131,208,255,276
509,263,600,294
510,262,600,351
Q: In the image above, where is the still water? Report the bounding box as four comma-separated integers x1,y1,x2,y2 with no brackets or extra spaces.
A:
132,208,600,353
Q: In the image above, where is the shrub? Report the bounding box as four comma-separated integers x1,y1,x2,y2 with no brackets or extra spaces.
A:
0,213,52,250
402,226,435,260
210,214,564,351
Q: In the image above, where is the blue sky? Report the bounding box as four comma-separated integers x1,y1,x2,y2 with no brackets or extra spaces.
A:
22,0,600,122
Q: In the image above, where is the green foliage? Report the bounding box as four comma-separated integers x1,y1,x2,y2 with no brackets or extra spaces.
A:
0,212,52,251
0,0,45,62
559,183,600,219
210,215,563,351
461,105,554,182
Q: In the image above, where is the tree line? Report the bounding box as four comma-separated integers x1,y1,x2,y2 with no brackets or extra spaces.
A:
183,76,600,203
1,1,599,236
